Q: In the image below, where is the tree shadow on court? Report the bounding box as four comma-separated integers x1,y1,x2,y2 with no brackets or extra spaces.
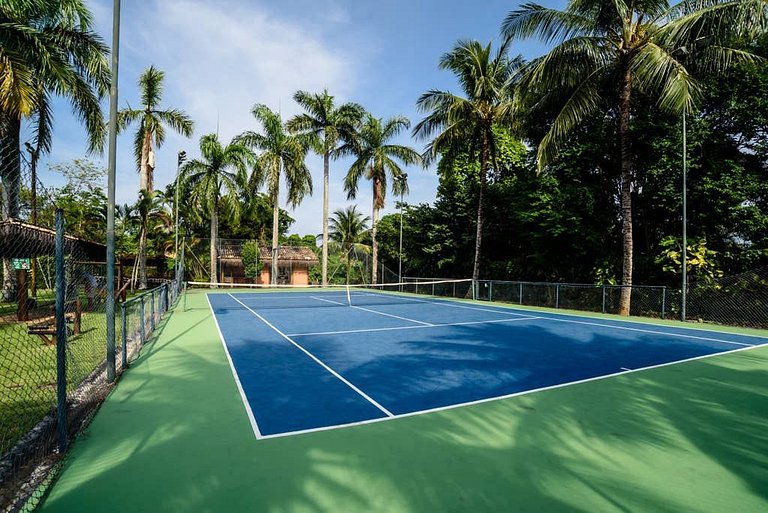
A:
39,310,768,512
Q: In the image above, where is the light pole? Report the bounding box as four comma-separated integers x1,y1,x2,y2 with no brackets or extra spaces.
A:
174,150,187,278
396,173,407,285
681,110,687,321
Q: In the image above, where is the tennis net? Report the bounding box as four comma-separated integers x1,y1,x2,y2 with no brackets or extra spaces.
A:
186,279,474,309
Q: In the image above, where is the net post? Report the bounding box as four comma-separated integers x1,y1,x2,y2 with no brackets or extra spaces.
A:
121,302,127,370
55,209,68,453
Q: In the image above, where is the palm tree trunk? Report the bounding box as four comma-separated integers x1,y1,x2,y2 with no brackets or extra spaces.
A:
322,149,330,287
138,225,148,289
271,194,279,286
471,133,489,285
371,179,380,285
210,206,218,286
618,68,634,316
140,131,152,191
0,113,20,301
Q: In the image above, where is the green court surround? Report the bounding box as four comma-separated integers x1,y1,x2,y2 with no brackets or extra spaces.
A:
39,290,768,513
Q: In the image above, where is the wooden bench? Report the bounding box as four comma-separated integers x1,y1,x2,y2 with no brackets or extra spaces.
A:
27,301,82,346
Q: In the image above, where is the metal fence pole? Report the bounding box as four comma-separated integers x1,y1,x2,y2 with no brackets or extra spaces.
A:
55,209,68,453
139,297,145,346
489,281,494,302
519,282,523,305
121,303,127,370
602,285,607,314
661,287,667,319
150,290,155,331
555,284,560,309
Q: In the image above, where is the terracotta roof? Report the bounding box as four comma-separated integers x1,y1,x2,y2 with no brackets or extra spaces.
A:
218,242,318,265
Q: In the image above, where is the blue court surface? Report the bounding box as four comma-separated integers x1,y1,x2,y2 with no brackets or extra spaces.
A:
207,289,768,438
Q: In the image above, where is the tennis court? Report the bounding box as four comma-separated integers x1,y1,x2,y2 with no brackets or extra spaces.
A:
38,283,768,512
207,283,766,438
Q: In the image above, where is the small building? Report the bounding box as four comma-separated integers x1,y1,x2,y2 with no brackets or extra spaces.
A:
219,243,318,285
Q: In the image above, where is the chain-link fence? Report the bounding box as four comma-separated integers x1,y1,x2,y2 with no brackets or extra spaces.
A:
405,274,768,328
0,206,183,512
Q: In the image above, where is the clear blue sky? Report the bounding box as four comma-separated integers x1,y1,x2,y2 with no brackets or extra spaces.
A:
34,0,564,235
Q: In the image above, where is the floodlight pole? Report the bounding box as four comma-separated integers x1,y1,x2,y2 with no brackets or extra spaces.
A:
398,183,405,284
174,150,187,277
105,0,121,382
681,110,687,322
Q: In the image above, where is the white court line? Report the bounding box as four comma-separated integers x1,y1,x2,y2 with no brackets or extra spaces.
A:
206,295,263,439
228,294,394,418
311,295,434,326
356,293,758,348
287,316,541,337
256,341,768,440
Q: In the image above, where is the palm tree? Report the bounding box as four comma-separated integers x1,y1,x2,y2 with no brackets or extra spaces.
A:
237,104,312,285
343,114,421,284
287,89,364,287
180,134,254,285
502,0,764,315
118,66,194,192
329,206,370,284
118,65,193,289
0,0,109,300
413,39,522,286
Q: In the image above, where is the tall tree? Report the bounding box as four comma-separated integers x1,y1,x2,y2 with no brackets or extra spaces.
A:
181,134,255,283
180,134,254,285
0,0,109,300
502,0,764,314
118,65,193,288
237,105,312,285
287,89,364,287
329,205,370,284
118,66,194,192
413,39,522,285
343,114,421,284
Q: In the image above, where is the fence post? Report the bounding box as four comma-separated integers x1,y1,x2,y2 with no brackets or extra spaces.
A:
432,282,435,296
150,289,155,331
121,303,127,370
519,282,523,305
661,287,667,320
139,297,145,346
555,284,560,309
602,285,607,314
453,281,456,297
472,280,477,301
489,281,494,302
55,209,68,453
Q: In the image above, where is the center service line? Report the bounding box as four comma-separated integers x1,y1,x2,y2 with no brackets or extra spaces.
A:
227,294,394,418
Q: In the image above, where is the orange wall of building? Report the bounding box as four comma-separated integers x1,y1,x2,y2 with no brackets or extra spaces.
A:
292,268,309,286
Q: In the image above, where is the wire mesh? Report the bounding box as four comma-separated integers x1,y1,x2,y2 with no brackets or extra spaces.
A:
0,198,184,510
